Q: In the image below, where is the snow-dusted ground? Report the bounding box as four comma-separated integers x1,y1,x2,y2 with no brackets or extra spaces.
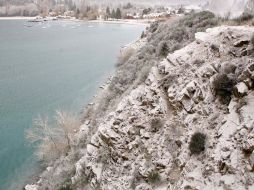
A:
26,24,254,190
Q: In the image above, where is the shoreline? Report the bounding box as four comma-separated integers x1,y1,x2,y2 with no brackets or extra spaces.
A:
23,24,147,190
0,16,36,20
0,16,152,26
88,19,152,26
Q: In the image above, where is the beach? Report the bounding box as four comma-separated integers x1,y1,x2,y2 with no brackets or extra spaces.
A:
0,16,152,26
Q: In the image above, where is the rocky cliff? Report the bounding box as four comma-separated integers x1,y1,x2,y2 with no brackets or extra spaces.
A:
71,25,254,190
208,0,254,18
25,15,254,190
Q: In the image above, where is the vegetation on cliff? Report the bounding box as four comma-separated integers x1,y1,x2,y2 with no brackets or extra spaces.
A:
24,11,222,190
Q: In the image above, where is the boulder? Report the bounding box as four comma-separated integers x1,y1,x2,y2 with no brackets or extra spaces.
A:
233,82,249,97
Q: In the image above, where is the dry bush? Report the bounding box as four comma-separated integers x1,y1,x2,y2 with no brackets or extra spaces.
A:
97,145,112,164
189,132,206,155
26,111,80,163
58,179,73,190
147,171,160,184
150,118,164,132
158,42,169,57
212,73,236,105
117,47,136,67
251,34,254,47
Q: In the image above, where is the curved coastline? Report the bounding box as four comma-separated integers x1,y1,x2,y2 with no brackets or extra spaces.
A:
0,17,147,190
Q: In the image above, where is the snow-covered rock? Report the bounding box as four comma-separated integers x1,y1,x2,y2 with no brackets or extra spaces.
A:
70,25,254,189
24,184,39,190
28,25,254,190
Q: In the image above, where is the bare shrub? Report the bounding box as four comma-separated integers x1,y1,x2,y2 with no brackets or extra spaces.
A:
58,179,73,190
141,31,146,38
212,73,236,105
159,42,169,57
132,64,152,87
147,171,160,184
150,118,164,132
97,145,111,164
149,21,159,33
117,47,136,67
251,34,254,47
26,111,80,163
169,26,187,43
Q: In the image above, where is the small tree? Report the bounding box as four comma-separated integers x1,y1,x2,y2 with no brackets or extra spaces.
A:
141,31,146,38
117,47,135,67
142,8,151,15
178,5,185,14
147,171,160,184
106,7,110,16
212,73,236,105
75,8,80,18
26,111,80,163
189,132,206,155
160,42,169,57
115,8,121,19
111,9,116,18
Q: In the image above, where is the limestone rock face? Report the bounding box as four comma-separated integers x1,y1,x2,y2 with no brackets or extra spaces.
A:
27,26,254,190
207,0,254,18
71,26,254,190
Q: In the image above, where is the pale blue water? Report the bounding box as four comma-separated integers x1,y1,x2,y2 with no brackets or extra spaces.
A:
0,20,144,190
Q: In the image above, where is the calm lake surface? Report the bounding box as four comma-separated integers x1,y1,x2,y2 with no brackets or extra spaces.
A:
0,19,144,190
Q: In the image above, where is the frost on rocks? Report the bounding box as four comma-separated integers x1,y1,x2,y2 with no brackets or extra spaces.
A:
30,26,254,190
25,184,39,190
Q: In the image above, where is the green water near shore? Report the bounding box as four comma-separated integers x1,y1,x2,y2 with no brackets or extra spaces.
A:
0,20,144,190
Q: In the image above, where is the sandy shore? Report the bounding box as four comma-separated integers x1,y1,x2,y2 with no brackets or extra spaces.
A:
0,16,36,20
88,19,152,26
0,17,151,26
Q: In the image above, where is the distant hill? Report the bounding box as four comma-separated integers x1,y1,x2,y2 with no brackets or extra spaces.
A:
0,0,38,16
0,0,34,6
207,0,254,18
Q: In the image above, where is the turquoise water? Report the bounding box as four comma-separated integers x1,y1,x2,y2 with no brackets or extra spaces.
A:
0,20,144,190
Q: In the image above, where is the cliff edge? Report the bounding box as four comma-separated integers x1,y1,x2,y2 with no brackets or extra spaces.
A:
26,15,254,190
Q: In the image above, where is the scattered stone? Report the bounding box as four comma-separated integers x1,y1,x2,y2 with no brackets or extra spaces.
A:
233,82,249,97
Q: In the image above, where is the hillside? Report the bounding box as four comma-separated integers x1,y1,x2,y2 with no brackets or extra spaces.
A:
25,12,254,190
207,0,254,18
